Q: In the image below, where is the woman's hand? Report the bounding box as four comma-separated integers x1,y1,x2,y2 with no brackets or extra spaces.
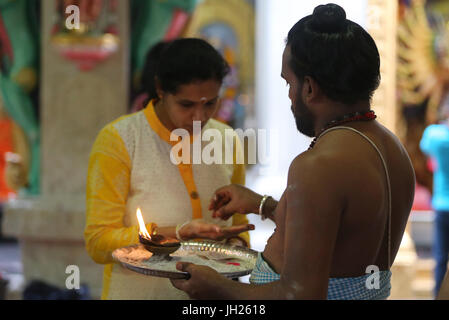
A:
226,237,248,247
171,262,228,299
178,219,254,241
209,184,263,221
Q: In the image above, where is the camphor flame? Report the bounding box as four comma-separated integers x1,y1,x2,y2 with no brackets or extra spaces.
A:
136,207,151,239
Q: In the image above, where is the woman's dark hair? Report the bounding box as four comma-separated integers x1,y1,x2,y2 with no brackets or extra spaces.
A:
145,38,230,100
141,41,171,101
287,3,381,105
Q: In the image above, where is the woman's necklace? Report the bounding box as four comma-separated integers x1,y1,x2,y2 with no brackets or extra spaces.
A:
308,110,377,150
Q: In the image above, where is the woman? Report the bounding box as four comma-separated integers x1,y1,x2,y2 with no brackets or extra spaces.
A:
85,38,253,300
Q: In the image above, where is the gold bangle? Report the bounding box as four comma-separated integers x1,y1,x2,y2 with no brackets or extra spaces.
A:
259,195,271,221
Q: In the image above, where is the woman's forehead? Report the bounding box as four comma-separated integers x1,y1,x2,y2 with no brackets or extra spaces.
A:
173,80,221,101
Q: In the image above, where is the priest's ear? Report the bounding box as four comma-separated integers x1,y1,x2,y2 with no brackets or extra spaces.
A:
302,76,323,105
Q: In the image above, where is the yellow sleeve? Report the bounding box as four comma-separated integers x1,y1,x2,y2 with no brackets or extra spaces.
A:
230,133,251,247
84,123,155,264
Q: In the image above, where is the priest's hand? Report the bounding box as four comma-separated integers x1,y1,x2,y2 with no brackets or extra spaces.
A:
209,184,263,220
170,262,228,299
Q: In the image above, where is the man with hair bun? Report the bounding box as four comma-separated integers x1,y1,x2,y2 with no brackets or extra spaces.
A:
171,3,415,300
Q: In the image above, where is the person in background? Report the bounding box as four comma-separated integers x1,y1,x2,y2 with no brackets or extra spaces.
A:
420,101,449,298
85,38,253,300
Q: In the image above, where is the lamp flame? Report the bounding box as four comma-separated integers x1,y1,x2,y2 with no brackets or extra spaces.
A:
136,207,151,239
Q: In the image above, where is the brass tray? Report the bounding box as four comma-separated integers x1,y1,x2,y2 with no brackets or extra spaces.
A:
112,241,258,280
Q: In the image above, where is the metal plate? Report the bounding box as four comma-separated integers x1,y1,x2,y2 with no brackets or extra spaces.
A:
112,240,258,280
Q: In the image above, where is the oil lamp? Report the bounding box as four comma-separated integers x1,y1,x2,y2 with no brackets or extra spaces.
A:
136,208,180,260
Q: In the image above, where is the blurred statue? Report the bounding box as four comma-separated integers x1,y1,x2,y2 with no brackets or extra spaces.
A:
398,0,449,124
397,0,449,193
183,0,256,129
0,0,40,195
62,0,105,32
52,0,119,71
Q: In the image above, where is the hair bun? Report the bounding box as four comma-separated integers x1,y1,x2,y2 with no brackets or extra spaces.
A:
311,3,347,33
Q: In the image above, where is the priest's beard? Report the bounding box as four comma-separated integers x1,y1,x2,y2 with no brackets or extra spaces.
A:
292,93,316,138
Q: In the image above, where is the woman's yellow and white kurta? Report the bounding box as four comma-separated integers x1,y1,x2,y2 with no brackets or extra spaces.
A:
85,101,249,300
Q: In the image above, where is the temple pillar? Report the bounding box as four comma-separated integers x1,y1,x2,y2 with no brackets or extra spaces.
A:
2,0,129,299
367,0,401,135
367,0,419,299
